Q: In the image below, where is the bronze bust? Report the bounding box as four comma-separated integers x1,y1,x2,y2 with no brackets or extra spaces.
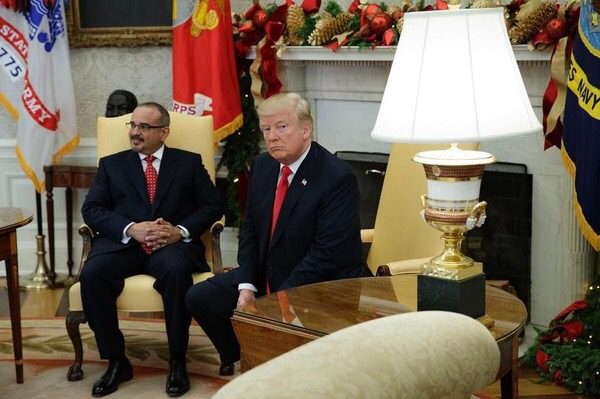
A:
105,90,138,117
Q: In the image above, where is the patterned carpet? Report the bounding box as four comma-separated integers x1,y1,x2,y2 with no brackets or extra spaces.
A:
0,318,579,398
0,318,231,398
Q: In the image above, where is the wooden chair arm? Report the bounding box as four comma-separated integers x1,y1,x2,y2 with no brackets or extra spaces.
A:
73,224,94,283
375,257,431,276
486,279,518,296
74,219,226,283
209,219,225,275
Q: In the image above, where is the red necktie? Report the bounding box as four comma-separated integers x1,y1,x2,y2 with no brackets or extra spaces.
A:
271,166,292,238
145,155,157,205
266,166,292,295
141,155,157,254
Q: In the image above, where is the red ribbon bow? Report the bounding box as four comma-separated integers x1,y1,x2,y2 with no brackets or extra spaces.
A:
553,299,588,321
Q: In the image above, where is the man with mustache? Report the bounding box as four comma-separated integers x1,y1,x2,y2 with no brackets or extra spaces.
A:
80,102,222,397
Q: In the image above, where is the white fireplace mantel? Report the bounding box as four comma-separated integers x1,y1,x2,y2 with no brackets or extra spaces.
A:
248,44,551,63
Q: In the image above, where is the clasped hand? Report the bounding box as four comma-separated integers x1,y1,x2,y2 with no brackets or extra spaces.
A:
128,218,179,251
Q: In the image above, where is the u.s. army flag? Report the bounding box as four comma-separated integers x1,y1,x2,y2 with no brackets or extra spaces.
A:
0,0,78,193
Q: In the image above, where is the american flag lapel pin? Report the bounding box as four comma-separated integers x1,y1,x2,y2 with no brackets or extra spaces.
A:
301,179,307,186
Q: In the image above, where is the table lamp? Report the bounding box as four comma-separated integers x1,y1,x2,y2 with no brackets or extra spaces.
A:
371,7,542,320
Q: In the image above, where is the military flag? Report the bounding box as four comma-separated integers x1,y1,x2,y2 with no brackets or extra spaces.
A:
172,0,243,143
0,0,78,193
562,0,600,249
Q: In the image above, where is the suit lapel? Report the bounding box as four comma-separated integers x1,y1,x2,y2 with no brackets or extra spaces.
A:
126,151,152,212
261,160,280,247
152,147,177,213
270,144,319,247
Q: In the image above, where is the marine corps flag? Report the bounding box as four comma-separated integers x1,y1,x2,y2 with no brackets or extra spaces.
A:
0,0,78,193
562,0,600,250
172,0,243,143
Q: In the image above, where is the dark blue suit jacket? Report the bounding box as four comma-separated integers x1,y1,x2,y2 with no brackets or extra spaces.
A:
81,146,223,271
233,142,368,293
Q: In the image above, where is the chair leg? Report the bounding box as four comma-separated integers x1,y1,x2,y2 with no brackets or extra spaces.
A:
65,310,87,381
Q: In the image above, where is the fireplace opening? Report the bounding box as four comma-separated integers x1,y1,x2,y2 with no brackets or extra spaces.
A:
463,162,533,315
335,151,389,261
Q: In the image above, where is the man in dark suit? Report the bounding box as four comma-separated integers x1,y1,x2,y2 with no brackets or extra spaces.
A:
80,102,222,397
185,92,370,376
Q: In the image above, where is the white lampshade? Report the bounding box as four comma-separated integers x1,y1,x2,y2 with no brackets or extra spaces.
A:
371,7,542,143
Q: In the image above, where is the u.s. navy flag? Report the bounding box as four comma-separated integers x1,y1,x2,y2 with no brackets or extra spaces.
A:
172,0,243,143
562,0,600,250
0,0,78,193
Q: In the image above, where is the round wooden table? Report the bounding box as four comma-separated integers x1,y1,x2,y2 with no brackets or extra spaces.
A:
232,274,527,399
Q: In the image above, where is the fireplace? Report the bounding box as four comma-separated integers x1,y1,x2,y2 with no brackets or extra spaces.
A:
463,162,533,315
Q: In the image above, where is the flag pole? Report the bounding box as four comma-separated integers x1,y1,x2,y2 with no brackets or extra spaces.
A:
19,191,67,289
20,191,51,289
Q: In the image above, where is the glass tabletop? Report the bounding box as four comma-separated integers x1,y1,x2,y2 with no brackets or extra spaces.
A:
235,274,527,342
0,208,33,234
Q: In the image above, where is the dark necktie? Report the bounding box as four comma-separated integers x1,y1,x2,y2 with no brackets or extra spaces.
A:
141,155,157,254
271,165,292,239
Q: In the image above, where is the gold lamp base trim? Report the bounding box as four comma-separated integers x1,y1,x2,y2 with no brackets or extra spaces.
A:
421,261,482,281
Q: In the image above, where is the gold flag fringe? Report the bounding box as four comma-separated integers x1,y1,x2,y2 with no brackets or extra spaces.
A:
560,144,600,250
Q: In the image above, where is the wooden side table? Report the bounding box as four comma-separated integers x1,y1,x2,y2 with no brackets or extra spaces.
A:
0,207,33,383
43,164,96,279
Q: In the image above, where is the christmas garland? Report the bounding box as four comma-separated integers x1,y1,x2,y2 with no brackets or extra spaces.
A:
232,0,577,59
523,278,600,396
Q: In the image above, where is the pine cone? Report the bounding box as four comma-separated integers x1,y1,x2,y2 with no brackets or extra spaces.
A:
308,12,353,46
286,5,306,45
471,0,503,9
400,0,415,12
509,0,556,44
395,17,405,35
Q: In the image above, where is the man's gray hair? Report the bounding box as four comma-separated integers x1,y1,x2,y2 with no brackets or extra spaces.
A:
257,93,313,127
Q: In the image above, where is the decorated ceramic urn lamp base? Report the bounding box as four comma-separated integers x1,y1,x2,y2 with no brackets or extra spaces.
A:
413,144,494,324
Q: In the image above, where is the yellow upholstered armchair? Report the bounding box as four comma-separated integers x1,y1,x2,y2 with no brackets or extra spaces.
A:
65,112,224,381
364,143,478,276
213,311,500,398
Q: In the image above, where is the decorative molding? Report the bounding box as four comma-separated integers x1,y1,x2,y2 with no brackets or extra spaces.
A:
66,0,172,48
68,30,171,48
0,138,96,158
247,45,551,66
